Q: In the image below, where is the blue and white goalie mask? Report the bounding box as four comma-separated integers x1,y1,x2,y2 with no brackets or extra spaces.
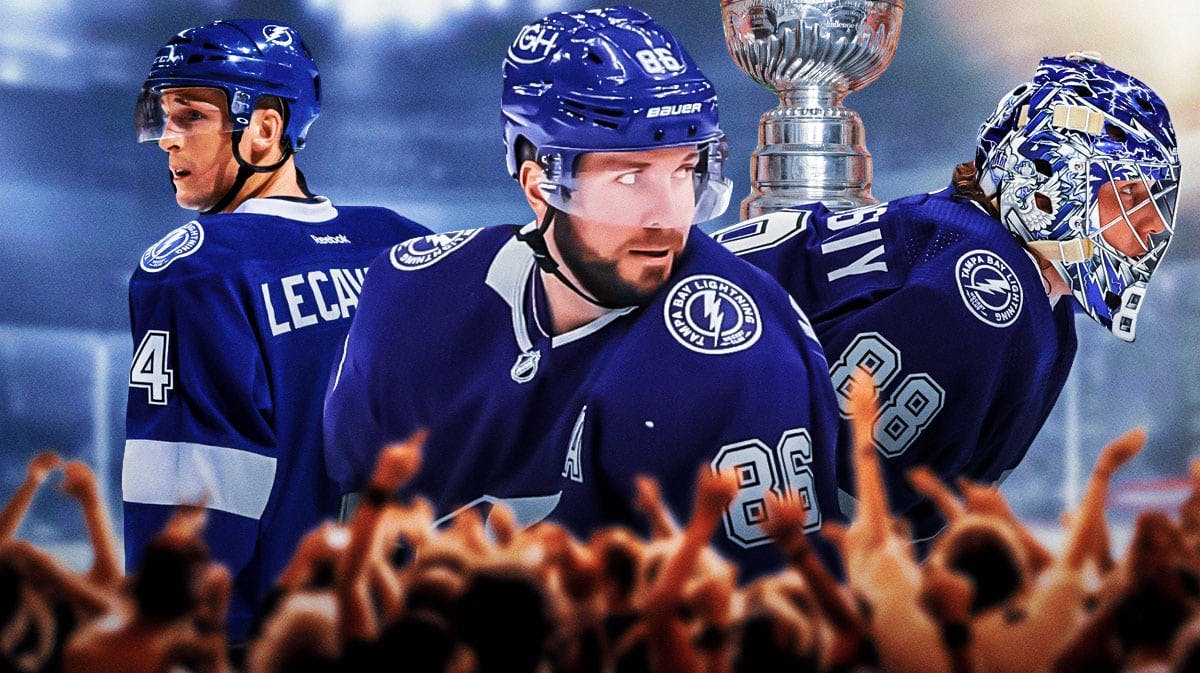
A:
977,53,1180,341
502,6,733,225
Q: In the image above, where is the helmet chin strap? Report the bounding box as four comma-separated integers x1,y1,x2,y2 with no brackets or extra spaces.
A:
514,205,631,311
201,131,294,215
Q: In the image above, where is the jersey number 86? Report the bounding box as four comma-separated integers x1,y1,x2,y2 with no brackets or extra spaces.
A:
712,428,820,548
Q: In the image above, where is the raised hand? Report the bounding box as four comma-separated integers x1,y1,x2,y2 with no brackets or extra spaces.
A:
1,451,63,541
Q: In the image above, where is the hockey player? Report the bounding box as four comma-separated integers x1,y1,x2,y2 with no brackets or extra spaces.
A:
323,6,842,576
122,20,429,641
713,54,1180,541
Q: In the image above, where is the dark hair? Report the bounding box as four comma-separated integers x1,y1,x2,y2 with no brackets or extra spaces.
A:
1116,576,1194,653
131,538,205,621
0,559,19,625
456,569,550,673
601,541,639,602
945,527,1023,614
372,610,456,673
734,613,820,673
515,137,537,168
275,651,340,673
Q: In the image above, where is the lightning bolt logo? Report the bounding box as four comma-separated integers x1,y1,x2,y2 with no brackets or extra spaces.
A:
965,277,1011,296
262,25,294,47
703,290,726,337
955,251,1023,328
663,275,762,355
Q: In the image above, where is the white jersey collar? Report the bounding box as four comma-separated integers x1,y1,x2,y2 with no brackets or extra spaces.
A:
232,196,338,223
486,222,633,351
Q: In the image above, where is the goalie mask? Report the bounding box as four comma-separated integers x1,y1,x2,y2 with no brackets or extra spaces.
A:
976,54,1180,341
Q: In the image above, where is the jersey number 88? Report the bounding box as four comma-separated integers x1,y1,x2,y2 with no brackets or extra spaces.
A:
829,332,945,457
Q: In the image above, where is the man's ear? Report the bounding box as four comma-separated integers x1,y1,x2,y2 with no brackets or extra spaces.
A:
245,106,286,163
519,160,549,221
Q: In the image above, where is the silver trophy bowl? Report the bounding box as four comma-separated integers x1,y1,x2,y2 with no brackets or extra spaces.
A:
722,0,904,215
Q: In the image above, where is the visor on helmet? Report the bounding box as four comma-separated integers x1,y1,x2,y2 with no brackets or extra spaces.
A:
535,136,732,225
135,85,235,143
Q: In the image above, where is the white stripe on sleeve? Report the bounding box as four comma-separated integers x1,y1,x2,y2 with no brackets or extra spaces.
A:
122,439,277,520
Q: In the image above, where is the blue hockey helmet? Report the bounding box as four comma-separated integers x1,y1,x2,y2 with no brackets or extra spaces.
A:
502,6,732,224
136,20,320,153
976,54,1180,341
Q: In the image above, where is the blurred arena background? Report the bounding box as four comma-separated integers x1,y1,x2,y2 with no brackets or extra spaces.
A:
1,0,1196,569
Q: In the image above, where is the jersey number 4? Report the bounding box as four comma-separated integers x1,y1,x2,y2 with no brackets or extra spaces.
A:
712,428,820,548
829,332,945,457
130,330,174,406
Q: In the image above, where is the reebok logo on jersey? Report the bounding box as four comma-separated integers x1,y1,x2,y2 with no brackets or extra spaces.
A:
310,234,351,245
141,221,204,273
955,250,1023,327
664,275,762,355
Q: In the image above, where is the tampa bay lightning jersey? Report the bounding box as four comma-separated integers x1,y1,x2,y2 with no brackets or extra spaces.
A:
123,197,429,640
324,224,842,577
712,187,1078,540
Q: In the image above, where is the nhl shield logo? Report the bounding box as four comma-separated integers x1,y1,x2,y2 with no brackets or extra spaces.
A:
510,350,541,384
663,275,762,355
140,221,204,273
955,249,1024,327
391,229,482,270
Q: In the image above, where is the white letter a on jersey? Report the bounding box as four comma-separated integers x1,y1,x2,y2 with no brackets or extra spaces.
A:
562,406,586,484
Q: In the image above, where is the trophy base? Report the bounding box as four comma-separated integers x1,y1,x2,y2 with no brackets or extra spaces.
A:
742,99,877,217
741,191,877,219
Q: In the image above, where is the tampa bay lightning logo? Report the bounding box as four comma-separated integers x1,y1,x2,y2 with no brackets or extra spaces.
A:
262,25,294,47
955,250,1024,327
664,275,762,355
390,229,481,270
140,221,204,273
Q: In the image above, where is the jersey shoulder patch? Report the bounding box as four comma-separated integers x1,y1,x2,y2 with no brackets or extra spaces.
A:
662,274,762,355
140,221,205,273
954,248,1025,328
390,228,482,270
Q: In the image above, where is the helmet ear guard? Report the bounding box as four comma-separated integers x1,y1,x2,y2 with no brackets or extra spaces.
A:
975,53,1180,341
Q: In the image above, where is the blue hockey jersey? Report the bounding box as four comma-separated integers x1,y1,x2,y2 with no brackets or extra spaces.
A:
712,188,1078,540
123,197,429,640
323,224,842,576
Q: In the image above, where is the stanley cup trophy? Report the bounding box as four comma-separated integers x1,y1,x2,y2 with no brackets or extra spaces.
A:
722,0,904,216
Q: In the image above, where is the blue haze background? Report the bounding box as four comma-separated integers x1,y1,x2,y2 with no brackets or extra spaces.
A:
1,0,1197,565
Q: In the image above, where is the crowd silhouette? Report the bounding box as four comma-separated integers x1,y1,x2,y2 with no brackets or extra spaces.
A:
3,372,1198,673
